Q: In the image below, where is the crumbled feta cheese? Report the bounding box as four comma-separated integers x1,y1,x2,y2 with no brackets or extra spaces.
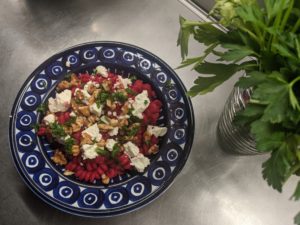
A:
114,75,132,89
109,127,119,136
118,115,130,119
89,103,103,117
131,90,150,119
82,144,98,160
112,112,117,117
83,81,99,91
147,125,167,137
107,111,112,116
123,141,139,158
82,123,102,141
130,153,150,172
96,65,108,77
65,61,71,67
75,88,91,104
69,111,76,117
106,139,117,151
48,89,72,113
43,114,56,125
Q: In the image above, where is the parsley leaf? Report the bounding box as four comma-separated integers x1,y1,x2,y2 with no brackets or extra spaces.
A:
49,122,66,137
64,138,74,155
96,147,109,156
111,144,120,158
37,102,48,114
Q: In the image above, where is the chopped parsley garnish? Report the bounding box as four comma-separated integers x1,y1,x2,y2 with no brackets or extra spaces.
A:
64,73,72,82
75,98,83,104
127,125,140,136
126,88,136,95
96,91,110,107
31,123,40,132
64,117,76,127
111,144,120,158
113,92,128,103
64,138,74,154
96,147,109,156
144,100,148,105
37,102,48,114
129,75,137,82
128,115,141,124
49,122,66,137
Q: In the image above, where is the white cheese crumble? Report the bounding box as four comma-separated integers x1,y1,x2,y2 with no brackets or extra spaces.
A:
48,89,72,113
43,114,56,125
65,61,71,67
130,153,150,173
106,139,117,151
123,141,139,158
114,75,132,89
147,125,167,137
75,88,91,104
109,127,119,136
82,144,99,160
69,111,76,117
89,103,103,117
96,65,108,77
131,90,150,119
83,81,99,91
82,123,102,141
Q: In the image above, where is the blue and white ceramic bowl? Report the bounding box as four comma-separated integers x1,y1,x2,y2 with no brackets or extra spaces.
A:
9,42,194,217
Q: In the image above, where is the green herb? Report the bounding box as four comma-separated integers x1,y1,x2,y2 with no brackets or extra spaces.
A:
100,115,110,124
111,144,120,158
31,123,40,132
113,92,128,103
126,88,137,95
49,122,66,137
37,102,48,114
129,75,137,82
64,117,76,127
64,73,72,82
96,147,109,156
96,91,110,107
144,100,148,105
128,115,141,124
75,98,83,104
64,137,74,154
127,125,140,137
178,1,300,224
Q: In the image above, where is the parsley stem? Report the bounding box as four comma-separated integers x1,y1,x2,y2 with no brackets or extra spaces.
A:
283,164,300,185
290,76,300,87
280,0,294,32
292,18,300,33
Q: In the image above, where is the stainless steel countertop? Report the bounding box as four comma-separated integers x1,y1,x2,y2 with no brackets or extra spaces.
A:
0,0,298,225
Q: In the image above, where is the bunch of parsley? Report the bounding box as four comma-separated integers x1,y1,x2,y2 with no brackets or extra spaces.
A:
178,0,300,223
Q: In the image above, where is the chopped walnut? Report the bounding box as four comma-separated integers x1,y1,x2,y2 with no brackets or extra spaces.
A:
51,150,67,166
81,133,93,145
71,145,80,156
101,174,110,185
75,90,85,101
97,139,106,147
143,131,151,142
101,80,111,91
86,83,96,94
110,119,118,127
57,80,71,91
88,115,98,124
64,170,74,176
71,99,79,112
106,99,116,110
98,123,114,130
119,118,128,127
121,102,129,114
78,106,90,117
148,144,159,154
70,74,81,86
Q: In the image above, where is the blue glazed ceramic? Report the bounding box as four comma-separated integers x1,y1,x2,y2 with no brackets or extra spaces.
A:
9,42,194,217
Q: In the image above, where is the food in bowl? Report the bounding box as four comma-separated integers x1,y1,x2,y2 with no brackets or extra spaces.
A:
35,65,167,185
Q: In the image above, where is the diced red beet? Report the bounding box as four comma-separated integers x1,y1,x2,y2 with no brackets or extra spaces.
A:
37,127,47,136
84,171,92,182
86,162,93,171
96,167,104,175
79,73,90,83
100,164,108,172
